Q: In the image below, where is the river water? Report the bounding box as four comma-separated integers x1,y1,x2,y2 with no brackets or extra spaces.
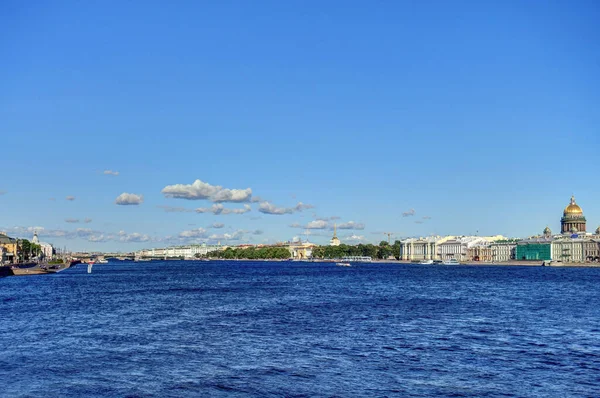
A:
1,261,599,397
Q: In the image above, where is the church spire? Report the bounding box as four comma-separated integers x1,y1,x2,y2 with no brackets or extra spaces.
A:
333,223,337,238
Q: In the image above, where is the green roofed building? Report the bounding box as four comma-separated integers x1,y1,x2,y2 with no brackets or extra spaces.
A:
516,238,552,261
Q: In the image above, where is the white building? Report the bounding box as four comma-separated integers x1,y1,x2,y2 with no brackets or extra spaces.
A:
437,236,506,261
489,241,518,262
400,236,454,261
551,238,585,263
137,244,222,259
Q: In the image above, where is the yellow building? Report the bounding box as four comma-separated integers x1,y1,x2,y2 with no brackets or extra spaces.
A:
0,233,18,263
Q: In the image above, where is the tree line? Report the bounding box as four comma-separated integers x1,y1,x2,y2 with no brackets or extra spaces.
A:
205,246,291,260
203,241,403,260
311,241,402,260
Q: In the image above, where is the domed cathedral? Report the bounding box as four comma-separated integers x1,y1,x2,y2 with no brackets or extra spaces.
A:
561,195,586,234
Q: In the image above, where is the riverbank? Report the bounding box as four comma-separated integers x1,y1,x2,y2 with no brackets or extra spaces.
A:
1,261,75,277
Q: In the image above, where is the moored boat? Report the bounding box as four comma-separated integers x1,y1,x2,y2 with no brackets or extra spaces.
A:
336,262,351,267
442,259,460,265
419,259,434,265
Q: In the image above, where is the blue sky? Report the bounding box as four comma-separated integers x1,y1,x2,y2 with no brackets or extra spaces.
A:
1,1,599,251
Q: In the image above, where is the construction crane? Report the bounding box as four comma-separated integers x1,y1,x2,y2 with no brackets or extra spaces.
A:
383,232,393,244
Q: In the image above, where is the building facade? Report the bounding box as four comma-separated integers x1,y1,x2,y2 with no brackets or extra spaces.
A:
0,233,17,263
399,236,452,261
490,241,518,262
515,238,553,261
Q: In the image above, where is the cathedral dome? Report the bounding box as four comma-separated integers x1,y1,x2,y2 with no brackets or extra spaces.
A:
563,196,583,216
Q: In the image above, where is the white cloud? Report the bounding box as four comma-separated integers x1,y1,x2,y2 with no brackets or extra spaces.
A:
65,218,79,223
196,204,251,215
115,193,144,206
161,179,252,202
119,232,151,242
258,201,314,215
2,225,154,244
103,170,119,176
344,235,365,243
306,220,328,229
252,229,264,235
84,218,93,223
157,205,194,213
66,196,76,201
209,230,245,241
336,221,365,230
290,220,329,229
210,223,225,229
179,228,208,238
422,216,432,220
402,209,415,217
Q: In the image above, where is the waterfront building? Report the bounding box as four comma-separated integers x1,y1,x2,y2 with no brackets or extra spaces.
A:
489,240,518,262
437,236,505,262
583,240,600,262
0,246,6,263
137,244,222,259
0,233,17,263
561,195,586,234
399,236,453,261
288,241,316,259
516,237,553,261
551,238,586,263
330,224,340,246
466,243,494,262
32,231,54,259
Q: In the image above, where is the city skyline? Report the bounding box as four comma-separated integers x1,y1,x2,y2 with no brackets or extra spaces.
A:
1,1,599,251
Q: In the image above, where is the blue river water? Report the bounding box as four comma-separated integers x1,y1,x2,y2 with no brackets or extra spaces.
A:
1,261,600,397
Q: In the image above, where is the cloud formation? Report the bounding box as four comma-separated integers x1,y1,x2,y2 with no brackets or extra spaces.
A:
210,223,225,229
65,218,93,224
422,216,432,220
336,221,365,230
306,220,328,229
178,228,208,239
118,230,151,242
66,196,76,201
196,204,251,215
157,205,194,213
344,234,365,243
3,225,154,244
258,201,314,215
103,170,119,176
115,193,144,205
162,179,252,203
402,209,415,217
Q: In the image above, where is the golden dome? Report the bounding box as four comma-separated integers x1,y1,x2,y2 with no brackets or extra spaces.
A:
564,204,583,214
564,195,583,215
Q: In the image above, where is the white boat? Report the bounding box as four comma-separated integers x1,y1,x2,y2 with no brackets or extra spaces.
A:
442,259,460,265
419,259,434,265
97,259,108,264
336,262,351,267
